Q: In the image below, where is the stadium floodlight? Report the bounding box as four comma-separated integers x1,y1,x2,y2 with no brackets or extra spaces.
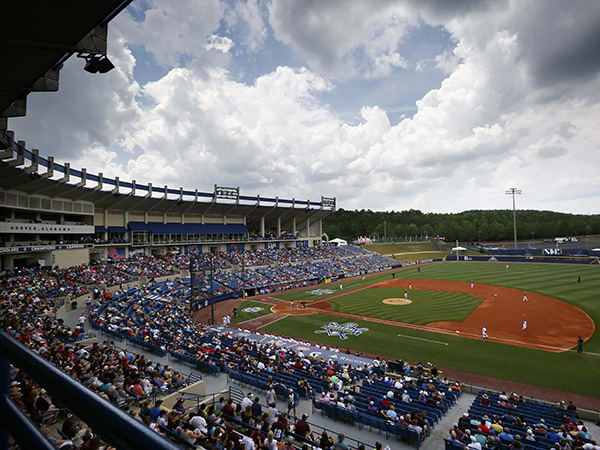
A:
505,187,522,249
77,53,115,74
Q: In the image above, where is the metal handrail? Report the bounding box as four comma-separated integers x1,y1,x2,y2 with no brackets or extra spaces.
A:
0,331,179,450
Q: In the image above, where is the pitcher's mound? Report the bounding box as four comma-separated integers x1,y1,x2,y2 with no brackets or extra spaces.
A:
383,298,412,305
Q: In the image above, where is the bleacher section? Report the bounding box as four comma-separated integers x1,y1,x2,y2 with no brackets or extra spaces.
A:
445,390,595,450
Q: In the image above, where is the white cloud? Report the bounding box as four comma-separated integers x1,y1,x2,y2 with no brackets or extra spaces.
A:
226,0,268,53
118,0,225,67
8,0,600,216
434,49,460,74
206,35,234,53
268,0,414,79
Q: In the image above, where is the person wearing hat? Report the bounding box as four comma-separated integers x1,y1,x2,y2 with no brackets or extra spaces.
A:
467,435,482,450
287,388,298,417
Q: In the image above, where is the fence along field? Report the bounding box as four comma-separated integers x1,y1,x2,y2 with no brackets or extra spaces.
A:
260,262,600,398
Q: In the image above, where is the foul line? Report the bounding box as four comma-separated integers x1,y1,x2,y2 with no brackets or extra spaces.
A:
256,314,289,330
397,333,448,346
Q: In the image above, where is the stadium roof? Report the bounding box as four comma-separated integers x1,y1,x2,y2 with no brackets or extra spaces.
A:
0,142,334,220
0,0,133,120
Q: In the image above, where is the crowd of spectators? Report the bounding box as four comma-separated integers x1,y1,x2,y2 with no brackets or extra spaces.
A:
446,391,597,450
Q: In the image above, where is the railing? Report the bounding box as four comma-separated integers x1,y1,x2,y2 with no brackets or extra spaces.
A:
0,331,179,450
227,374,373,450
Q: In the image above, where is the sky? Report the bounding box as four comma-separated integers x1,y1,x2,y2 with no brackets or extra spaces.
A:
10,0,600,214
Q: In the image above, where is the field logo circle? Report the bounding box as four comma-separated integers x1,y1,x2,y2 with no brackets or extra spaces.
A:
314,322,369,340
242,306,263,313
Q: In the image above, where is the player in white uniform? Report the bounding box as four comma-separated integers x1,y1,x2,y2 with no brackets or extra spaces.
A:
521,314,527,331
482,326,488,342
408,282,412,290
522,292,528,302
404,289,408,299
470,281,474,289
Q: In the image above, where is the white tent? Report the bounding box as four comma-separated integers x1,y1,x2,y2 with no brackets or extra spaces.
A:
452,246,467,251
330,238,348,246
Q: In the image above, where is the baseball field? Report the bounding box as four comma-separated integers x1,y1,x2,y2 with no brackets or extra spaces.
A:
243,262,600,398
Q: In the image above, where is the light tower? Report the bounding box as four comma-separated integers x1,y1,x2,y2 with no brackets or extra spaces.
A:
505,188,522,249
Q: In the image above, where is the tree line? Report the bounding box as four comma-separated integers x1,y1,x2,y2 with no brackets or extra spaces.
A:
323,209,600,242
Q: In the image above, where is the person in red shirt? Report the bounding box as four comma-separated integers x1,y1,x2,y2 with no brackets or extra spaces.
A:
380,397,391,408
222,398,235,416
130,380,144,397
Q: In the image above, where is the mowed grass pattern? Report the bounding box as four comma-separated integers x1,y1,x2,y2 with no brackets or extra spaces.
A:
327,288,482,324
260,262,600,397
397,262,600,352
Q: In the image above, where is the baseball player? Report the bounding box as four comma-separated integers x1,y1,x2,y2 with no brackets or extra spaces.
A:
339,284,343,290
408,282,412,290
522,292,528,302
521,314,527,331
482,326,488,342
470,281,474,289
404,289,408,299
290,299,294,309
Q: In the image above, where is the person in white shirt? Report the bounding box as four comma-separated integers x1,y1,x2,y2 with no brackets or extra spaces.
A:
402,391,412,403
241,435,255,450
266,385,277,405
189,415,208,434
467,436,482,450
241,393,253,410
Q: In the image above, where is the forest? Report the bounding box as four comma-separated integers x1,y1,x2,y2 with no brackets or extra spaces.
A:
322,209,600,242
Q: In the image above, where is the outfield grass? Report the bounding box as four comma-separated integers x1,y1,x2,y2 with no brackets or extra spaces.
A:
231,300,272,323
327,288,482,324
260,262,600,397
363,242,436,254
392,251,448,262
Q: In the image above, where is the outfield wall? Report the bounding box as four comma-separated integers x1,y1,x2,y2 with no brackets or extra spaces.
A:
462,255,597,264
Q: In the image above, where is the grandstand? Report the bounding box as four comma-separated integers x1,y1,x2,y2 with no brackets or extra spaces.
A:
1,3,599,450
0,136,335,271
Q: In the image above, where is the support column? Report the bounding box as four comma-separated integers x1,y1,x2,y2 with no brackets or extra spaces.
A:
260,216,265,237
104,210,108,241
277,217,281,236
292,217,296,236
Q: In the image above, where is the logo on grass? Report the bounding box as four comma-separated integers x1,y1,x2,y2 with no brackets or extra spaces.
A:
308,289,335,296
314,322,369,340
242,306,263,313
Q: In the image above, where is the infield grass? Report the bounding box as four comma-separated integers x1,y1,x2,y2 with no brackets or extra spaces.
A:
326,288,482,324
260,262,600,397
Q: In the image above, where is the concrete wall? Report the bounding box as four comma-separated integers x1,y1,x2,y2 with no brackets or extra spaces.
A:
52,248,89,268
